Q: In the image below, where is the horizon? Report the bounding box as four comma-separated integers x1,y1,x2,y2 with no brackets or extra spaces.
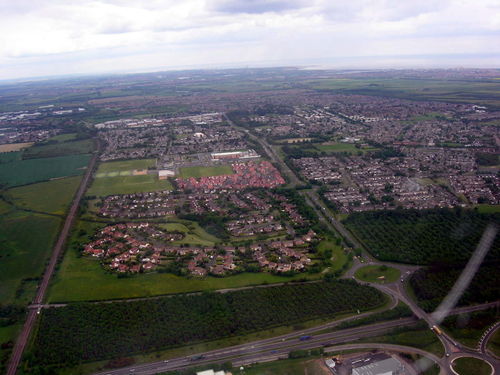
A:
1,0,499,81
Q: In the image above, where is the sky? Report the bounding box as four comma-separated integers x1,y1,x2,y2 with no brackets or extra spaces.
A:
0,0,499,79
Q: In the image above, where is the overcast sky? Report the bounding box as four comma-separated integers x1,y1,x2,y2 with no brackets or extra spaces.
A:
0,0,499,79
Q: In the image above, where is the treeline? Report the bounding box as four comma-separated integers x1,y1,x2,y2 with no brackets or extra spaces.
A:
409,262,500,312
343,208,500,264
31,281,384,366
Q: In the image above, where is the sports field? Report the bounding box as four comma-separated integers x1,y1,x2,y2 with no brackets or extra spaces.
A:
6,176,82,215
0,154,91,187
315,143,378,154
178,165,233,178
96,158,156,173
87,174,172,196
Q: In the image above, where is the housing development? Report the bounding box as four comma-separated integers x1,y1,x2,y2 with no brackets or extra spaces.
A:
0,67,498,375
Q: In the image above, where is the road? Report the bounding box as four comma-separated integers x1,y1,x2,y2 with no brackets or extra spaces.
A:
6,147,100,375
92,302,498,375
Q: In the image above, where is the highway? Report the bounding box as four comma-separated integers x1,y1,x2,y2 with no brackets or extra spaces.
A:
6,146,100,375
92,301,499,375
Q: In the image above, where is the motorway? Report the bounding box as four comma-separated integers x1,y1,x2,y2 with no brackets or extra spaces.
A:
6,146,100,375
93,302,499,375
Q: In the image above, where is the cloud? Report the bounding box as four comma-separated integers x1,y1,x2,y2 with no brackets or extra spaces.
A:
0,0,498,79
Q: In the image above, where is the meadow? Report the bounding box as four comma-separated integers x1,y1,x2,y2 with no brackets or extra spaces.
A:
0,211,61,305
178,165,233,178
0,154,91,187
6,176,82,215
0,143,33,153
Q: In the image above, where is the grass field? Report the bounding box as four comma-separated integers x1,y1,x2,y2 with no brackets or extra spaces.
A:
97,158,156,173
86,174,172,196
315,143,377,154
475,204,500,214
23,138,94,159
487,329,500,357
0,153,91,187
0,151,22,164
6,176,82,215
354,265,401,283
0,143,33,153
242,358,328,375
178,165,233,178
48,133,78,142
0,211,61,305
317,240,348,272
357,322,444,357
452,357,492,375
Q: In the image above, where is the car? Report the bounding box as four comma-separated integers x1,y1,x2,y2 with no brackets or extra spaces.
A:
445,353,450,357
163,360,169,363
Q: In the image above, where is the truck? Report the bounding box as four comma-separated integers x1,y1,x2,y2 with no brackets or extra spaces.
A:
431,325,443,335
299,335,312,341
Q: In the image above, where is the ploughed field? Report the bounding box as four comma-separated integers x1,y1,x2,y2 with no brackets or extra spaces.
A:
32,280,385,365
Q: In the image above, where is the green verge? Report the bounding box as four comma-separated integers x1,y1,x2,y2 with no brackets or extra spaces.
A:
6,176,82,215
354,265,401,283
178,165,233,178
487,329,500,357
356,321,445,357
452,357,493,375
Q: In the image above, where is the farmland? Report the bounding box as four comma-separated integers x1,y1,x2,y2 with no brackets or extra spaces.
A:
343,208,500,264
33,281,385,365
0,154,91,187
23,138,94,159
0,211,61,305
178,165,233,178
0,143,33,153
6,176,82,215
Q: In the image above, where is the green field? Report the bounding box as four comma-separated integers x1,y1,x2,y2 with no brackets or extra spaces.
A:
0,154,91,187
97,158,156,173
354,265,401,283
6,176,82,215
487,329,500,357
0,212,61,305
86,174,172,196
23,139,94,159
305,78,500,108
178,165,233,178
452,357,492,375
242,358,326,375
0,151,22,164
49,133,79,142
315,143,377,154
